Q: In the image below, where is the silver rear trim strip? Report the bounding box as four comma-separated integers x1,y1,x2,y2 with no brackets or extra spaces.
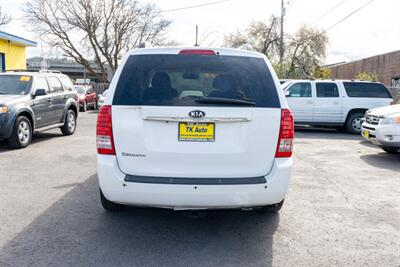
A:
143,117,251,123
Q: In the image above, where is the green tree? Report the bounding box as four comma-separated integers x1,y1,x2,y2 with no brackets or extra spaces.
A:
357,72,378,81
313,67,331,79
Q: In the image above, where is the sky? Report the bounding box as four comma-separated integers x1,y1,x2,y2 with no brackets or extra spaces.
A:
1,0,399,64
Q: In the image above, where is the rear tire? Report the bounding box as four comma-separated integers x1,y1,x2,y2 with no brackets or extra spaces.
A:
100,189,125,212
8,116,32,149
261,199,284,213
346,112,364,134
381,146,399,154
60,109,77,136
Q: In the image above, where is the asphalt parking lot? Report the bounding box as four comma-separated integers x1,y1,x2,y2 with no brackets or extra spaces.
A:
0,111,399,267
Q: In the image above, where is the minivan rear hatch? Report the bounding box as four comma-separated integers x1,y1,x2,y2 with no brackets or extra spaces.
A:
111,51,282,179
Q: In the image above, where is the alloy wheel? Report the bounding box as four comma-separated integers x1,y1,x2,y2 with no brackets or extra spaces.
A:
18,121,31,144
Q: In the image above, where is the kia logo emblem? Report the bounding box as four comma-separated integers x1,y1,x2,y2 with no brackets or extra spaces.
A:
189,110,206,118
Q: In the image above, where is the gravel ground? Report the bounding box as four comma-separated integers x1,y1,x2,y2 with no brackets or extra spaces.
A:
0,111,399,267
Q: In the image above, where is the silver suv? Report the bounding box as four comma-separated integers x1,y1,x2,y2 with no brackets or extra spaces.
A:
0,71,78,148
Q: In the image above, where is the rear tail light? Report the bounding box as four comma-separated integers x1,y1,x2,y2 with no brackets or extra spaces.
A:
96,105,115,155
275,109,294,158
179,49,216,55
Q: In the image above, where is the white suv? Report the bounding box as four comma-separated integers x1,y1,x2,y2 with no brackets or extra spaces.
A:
96,47,294,213
283,80,393,133
361,104,400,154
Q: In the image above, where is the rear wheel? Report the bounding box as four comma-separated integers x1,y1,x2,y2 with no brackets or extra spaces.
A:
381,146,399,154
346,112,364,134
60,110,77,135
261,199,284,213
8,116,32,149
100,189,125,212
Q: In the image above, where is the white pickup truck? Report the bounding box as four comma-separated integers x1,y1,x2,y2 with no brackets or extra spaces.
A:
282,80,393,133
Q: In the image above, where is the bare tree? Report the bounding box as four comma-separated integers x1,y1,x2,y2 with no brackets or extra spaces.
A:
224,20,328,79
224,16,280,61
25,0,171,82
285,26,328,79
0,6,11,28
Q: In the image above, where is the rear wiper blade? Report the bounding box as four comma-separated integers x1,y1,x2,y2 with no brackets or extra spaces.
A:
195,97,255,106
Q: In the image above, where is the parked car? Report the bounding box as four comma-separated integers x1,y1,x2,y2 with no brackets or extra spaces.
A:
283,80,393,133
74,85,98,111
97,89,109,109
0,71,78,148
361,104,400,154
96,47,294,213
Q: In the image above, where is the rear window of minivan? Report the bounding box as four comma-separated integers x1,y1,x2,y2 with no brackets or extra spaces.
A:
343,82,392,98
113,55,280,108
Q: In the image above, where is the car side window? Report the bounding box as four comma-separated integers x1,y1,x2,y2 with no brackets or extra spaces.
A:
343,82,392,98
316,83,339,98
288,83,312,97
59,76,74,91
34,78,50,93
47,77,63,93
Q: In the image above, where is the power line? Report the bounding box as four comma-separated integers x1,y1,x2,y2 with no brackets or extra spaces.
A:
310,0,348,24
161,0,232,13
326,0,376,31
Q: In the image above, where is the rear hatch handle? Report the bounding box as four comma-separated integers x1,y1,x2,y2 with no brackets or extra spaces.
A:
143,116,251,123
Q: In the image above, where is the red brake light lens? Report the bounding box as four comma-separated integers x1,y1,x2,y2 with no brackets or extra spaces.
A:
179,49,216,55
96,105,115,155
276,109,294,158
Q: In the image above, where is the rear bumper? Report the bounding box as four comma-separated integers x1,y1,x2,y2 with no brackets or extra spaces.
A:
361,123,400,148
97,155,293,210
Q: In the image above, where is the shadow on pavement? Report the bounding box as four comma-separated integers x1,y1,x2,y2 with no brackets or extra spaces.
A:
0,132,63,153
295,126,361,141
360,152,400,172
0,175,280,267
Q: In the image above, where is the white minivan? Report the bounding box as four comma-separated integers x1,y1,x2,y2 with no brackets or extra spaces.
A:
96,47,294,213
283,80,393,133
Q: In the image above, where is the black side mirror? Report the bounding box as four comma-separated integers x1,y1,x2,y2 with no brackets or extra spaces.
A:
33,88,47,97
284,90,290,97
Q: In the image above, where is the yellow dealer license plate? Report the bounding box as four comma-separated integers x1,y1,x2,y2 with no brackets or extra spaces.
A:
178,122,215,142
362,130,370,139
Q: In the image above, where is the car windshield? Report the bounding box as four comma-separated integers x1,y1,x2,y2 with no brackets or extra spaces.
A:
75,87,86,94
113,54,280,108
0,75,33,95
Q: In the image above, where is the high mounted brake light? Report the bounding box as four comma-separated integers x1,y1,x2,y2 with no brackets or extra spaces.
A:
275,109,294,158
96,105,115,155
179,49,216,55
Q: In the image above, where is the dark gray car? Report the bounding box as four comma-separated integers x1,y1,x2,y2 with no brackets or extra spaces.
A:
0,71,79,148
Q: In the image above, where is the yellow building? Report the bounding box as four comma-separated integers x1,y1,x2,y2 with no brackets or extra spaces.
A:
0,31,37,72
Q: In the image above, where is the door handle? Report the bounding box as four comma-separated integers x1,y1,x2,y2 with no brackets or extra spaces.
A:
333,101,339,105
306,100,313,104
48,97,53,102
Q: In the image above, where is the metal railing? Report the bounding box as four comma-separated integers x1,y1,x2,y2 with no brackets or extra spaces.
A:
92,83,110,95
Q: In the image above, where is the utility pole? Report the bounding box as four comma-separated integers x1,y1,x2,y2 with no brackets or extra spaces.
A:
279,0,285,75
195,25,199,46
